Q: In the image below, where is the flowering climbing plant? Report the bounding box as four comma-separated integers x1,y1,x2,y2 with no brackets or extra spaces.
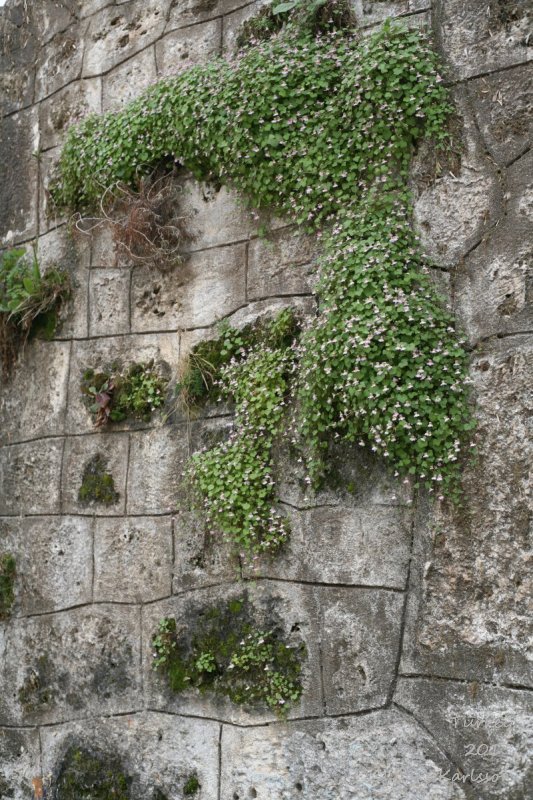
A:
51,14,474,551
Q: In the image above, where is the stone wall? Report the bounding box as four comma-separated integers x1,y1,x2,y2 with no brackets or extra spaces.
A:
0,1,531,798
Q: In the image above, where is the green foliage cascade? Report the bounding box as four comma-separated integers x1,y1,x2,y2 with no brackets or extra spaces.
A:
51,18,473,531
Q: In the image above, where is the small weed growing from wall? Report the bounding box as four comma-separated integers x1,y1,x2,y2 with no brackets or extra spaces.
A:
183,774,201,796
182,309,300,555
0,553,16,620
0,247,70,378
54,747,131,800
81,362,167,427
152,595,304,715
78,454,120,506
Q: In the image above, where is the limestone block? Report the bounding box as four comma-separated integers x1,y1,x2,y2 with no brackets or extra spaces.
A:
454,150,533,344
0,108,39,245
89,223,117,267
353,1,409,29
468,64,532,167
181,179,260,249
94,516,173,602
222,0,276,53
80,0,115,17
0,439,63,515
0,341,70,445
247,226,319,301
83,1,170,78
39,147,68,235
320,586,404,714
395,678,533,800
0,605,142,725
0,727,41,800
246,504,413,589
436,0,532,80
65,333,179,434
172,509,240,593
166,0,247,32
0,4,37,115
127,426,190,514
102,46,157,112
413,89,503,268
220,708,467,800
39,78,102,151
35,26,86,101
401,337,532,688
88,268,131,336
61,433,129,515
36,226,91,339
155,19,222,78
40,712,220,799
141,580,322,723
0,516,93,616
131,244,246,331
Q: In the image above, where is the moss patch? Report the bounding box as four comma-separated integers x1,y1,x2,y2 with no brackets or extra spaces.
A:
152,594,305,715
54,747,131,800
183,774,201,796
78,454,120,506
0,553,16,620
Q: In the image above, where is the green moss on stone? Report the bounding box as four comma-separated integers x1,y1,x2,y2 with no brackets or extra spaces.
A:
78,454,119,506
183,774,201,795
55,747,131,800
152,594,305,716
0,553,16,620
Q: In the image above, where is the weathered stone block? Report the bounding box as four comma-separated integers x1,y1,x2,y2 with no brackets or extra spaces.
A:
469,64,532,167
222,0,274,52
88,268,131,336
142,580,322,723
131,244,246,331
413,89,503,268
435,0,532,80
247,504,412,589
90,224,117,268
0,340,70,445
0,605,142,725
31,0,78,46
94,516,172,602
395,678,533,800
65,333,179,434
83,1,170,78
0,727,41,800
102,46,157,112
454,151,533,344
155,19,222,78
354,1,409,29
38,147,68,235
401,342,532,689
220,709,467,799
61,433,128,515
0,515,93,616
39,78,102,151
40,712,220,799
35,26,86,101
127,426,189,514
181,179,259,249
320,586,404,714
0,439,63,515
247,226,319,301
166,0,247,32
0,108,39,245
172,509,240,593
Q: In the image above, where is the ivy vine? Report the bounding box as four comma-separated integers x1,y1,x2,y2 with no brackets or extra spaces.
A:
51,14,473,547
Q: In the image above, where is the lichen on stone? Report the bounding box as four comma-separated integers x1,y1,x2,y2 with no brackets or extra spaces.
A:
0,553,16,620
53,746,131,800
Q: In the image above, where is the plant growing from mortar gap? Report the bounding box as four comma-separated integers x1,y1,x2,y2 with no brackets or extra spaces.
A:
81,361,167,427
151,595,304,716
50,15,473,506
0,246,70,379
181,308,300,555
0,553,16,620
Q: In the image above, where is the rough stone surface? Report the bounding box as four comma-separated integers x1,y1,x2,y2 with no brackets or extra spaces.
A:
220,709,468,800
94,516,173,602
395,678,533,799
102,46,157,112
0,516,93,616
172,509,240,593
127,426,189,514
155,19,222,77
88,268,131,336
35,25,86,101
61,433,129,515
39,78,102,150
166,0,248,32
0,605,141,725
0,107,39,244
0,439,63,516
247,226,319,300
222,0,272,52
0,727,41,800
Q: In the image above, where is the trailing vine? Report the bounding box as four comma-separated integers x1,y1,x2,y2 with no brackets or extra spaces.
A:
50,13,473,540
